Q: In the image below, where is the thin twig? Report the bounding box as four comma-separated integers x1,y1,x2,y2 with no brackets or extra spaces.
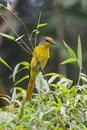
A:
34,11,42,47
0,13,33,55
3,4,30,40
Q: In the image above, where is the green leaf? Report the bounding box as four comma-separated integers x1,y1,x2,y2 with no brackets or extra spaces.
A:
43,107,54,117
20,61,30,68
13,63,20,82
14,75,29,86
13,61,29,82
36,31,40,35
57,77,73,87
37,23,48,28
77,35,82,70
45,72,64,79
61,57,77,65
0,57,12,70
11,87,17,100
63,41,77,58
48,75,58,84
80,73,87,82
0,32,15,40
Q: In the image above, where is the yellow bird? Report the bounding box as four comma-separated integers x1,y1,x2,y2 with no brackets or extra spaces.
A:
26,37,56,101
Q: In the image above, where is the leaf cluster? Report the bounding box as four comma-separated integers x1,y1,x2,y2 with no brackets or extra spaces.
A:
0,71,87,130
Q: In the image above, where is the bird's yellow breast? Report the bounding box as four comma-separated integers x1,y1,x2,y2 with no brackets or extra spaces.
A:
31,44,50,70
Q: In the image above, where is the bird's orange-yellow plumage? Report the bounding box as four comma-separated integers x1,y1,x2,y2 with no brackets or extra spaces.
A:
26,37,56,101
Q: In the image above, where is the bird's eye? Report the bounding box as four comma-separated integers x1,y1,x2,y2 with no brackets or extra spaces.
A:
45,39,52,44
45,39,49,42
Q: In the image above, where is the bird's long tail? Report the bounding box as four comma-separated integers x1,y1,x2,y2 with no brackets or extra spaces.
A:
26,77,35,101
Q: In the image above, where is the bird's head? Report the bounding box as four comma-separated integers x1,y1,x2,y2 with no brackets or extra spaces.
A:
40,37,56,47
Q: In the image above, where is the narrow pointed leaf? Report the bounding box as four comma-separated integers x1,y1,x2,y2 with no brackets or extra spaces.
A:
13,63,20,82
78,36,82,70
13,61,30,82
36,31,40,35
45,73,64,78
20,61,30,68
48,75,58,84
37,23,48,28
0,32,15,40
80,73,87,82
63,41,77,58
14,75,29,86
0,57,12,70
61,58,77,65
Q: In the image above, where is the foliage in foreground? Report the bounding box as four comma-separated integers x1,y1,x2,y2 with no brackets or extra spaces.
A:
0,37,87,130
0,73,87,130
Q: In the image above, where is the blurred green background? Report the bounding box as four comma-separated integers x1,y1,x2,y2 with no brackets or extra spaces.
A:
0,0,87,95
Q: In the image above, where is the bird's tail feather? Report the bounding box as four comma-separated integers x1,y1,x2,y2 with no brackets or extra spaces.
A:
26,78,35,101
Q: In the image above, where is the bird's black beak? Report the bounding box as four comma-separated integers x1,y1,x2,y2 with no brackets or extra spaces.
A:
52,42,56,45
